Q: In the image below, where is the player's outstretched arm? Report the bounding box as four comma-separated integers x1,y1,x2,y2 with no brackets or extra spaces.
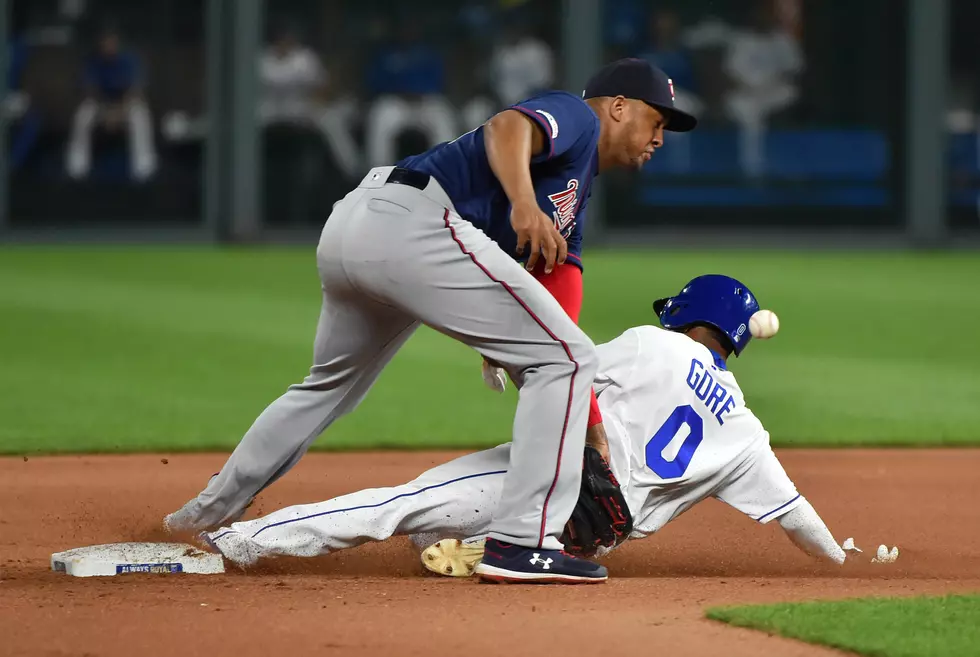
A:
716,445,846,565
777,500,847,564
483,110,566,273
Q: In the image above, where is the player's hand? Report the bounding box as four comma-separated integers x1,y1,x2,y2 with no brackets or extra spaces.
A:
510,200,567,274
481,357,507,393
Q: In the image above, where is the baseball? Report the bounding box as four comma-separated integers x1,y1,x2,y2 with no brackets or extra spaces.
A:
749,309,780,339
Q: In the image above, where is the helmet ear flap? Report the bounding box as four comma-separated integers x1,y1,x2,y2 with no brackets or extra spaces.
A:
657,299,694,331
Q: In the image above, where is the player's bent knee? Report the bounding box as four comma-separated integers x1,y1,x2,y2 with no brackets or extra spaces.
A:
571,337,598,381
559,325,596,369
547,329,597,384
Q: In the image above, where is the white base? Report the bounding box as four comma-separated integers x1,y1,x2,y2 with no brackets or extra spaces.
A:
51,542,225,577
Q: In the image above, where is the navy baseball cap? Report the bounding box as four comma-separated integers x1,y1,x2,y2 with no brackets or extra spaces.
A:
583,58,698,132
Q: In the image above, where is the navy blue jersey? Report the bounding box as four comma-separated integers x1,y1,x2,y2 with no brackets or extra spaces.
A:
398,91,600,270
84,51,142,101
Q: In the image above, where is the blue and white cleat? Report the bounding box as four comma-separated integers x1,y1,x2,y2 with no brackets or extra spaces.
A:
474,538,607,584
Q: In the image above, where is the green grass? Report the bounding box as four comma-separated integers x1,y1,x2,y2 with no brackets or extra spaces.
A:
707,594,980,657
1,246,979,454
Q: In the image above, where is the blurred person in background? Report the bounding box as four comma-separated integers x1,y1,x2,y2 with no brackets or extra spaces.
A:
636,9,702,118
722,0,804,178
259,21,327,127
462,20,555,134
5,33,41,172
635,8,702,172
603,0,646,60
456,2,498,133
490,23,555,107
259,20,329,224
364,17,456,168
65,23,158,182
258,20,361,180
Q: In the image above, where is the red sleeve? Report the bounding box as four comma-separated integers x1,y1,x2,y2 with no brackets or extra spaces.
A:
531,261,583,321
532,263,603,428
586,385,603,428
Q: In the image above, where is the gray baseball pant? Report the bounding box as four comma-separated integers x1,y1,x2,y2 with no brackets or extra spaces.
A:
165,166,597,550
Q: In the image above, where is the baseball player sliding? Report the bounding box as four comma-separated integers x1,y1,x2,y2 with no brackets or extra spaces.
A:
201,276,850,582
165,58,697,584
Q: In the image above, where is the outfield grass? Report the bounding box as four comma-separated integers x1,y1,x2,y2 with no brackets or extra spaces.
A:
707,594,980,657
1,246,979,454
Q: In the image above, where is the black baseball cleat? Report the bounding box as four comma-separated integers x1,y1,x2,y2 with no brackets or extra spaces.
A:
474,538,608,584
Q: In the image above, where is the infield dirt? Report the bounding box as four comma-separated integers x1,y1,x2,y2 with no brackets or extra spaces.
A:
2,450,979,656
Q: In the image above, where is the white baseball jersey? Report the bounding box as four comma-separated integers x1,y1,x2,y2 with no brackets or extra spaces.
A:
259,46,326,123
208,326,811,564
594,326,803,537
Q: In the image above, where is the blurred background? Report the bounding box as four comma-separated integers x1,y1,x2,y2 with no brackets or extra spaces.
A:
2,0,979,455
0,0,973,244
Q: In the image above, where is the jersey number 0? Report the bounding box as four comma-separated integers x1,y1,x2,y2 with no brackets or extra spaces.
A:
645,405,704,479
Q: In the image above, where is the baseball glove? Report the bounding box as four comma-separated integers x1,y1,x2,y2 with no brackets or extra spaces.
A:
560,445,633,557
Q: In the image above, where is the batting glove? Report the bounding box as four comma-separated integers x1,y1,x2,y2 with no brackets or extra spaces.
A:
481,358,507,393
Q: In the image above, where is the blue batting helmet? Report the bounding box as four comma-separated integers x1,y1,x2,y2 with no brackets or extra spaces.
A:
652,275,760,356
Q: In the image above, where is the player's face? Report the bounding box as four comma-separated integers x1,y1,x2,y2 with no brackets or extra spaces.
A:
99,34,120,57
622,102,666,170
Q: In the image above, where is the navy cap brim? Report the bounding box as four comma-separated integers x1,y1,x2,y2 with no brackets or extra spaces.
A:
647,103,698,132
652,297,671,315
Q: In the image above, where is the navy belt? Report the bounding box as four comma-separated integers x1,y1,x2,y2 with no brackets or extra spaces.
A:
386,167,430,191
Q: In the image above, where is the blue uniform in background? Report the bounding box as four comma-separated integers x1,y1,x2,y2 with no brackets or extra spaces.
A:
84,52,141,101
367,44,445,97
398,91,600,271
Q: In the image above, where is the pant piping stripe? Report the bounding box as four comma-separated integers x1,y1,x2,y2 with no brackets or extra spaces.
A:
439,208,579,548
247,469,507,539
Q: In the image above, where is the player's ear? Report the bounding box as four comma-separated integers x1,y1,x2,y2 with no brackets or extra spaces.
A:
606,96,627,122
